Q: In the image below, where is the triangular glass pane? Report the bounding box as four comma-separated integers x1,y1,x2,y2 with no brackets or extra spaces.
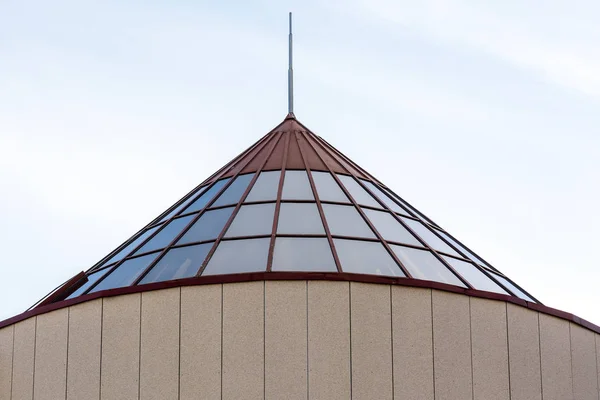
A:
66,268,112,299
334,238,404,276
272,238,337,272
90,252,159,293
183,178,230,214
281,171,314,200
336,174,380,208
436,229,491,270
361,180,411,216
277,203,324,234
133,215,195,255
177,207,235,244
212,173,255,207
383,188,438,227
224,204,275,237
363,209,421,246
488,272,535,302
391,245,465,287
312,171,349,203
322,204,376,238
158,185,209,224
245,171,280,202
100,226,161,268
441,256,507,295
401,218,460,257
202,238,270,275
139,243,213,284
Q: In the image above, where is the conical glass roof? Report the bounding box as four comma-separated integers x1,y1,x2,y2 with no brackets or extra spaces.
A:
48,114,537,305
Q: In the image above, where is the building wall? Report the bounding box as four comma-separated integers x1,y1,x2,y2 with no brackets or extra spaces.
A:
0,282,599,400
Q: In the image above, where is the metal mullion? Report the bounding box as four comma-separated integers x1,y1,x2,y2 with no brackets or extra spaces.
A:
130,133,279,286
218,234,272,242
380,185,441,228
318,200,352,207
196,133,283,276
434,228,502,274
311,133,378,182
266,132,291,271
352,176,473,289
238,200,278,207
330,235,380,243
276,233,327,239
295,131,343,273
300,131,412,278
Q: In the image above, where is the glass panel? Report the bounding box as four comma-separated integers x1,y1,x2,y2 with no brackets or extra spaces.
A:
436,230,490,268
245,171,280,202
312,171,349,203
90,253,159,292
334,239,404,277
159,185,209,223
183,178,230,214
489,273,535,302
361,180,411,216
102,226,160,266
212,173,254,207
322,204,376,238
177,207,235,244
384,188,437,225
401,218,461,257
66,268,112,299
336,174,380,207
272,238,337,272
277,203,324,234
281,170,314,200
391,246,465,287
139,243,212,284
224,203,275,237
363,209,421,246
134,215,195,255
202,238,270,275
441,256,508,295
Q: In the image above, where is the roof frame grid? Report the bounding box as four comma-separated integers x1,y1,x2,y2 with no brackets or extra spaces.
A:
266,130,291,271
300,130,412,278
294,131,343,272
353,177,475,289
197,132,284,276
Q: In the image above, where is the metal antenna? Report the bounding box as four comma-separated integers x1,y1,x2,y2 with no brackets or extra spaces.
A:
288,12,294,115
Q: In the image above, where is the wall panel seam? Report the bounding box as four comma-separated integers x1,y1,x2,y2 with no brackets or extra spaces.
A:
178,287,182,400
504,302,512,399
99,298,104,400
263,280,266,400
349,282,353,399
595,334,600,399
138,294,142,400
389,285,394,400
10,323,15,400
220,284,223,400
305,280,309,400
65,308,70,400
32,316,38,399
537,313,544,400
468,297,474,400
568,322,574,400
430,290,436,400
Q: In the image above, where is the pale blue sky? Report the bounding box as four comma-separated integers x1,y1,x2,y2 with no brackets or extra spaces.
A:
1,1,599,323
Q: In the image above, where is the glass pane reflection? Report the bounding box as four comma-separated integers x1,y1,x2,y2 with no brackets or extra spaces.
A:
441,256,508,295
159,185,208,223
183,178,230,214
103,226,160,266
277,203,324,234
361,180,411,216
212,173,254,207
202,238,270,275
363,209,421,246
134,215,195,255
281,171,314,200
272,238,337,272
436,230,490,268
336,175,380,207
91,253,159,292
334,239,403,277
225,204,275,237
401,218,460,257
178,207,235,244
391,245,465,287
322,204,375,238
245,171,280,202
140,243,212,284
312,171,349,203
489,273,535,302
66,268,112,299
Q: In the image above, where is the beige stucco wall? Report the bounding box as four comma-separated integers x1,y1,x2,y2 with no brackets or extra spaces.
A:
1,281,599,400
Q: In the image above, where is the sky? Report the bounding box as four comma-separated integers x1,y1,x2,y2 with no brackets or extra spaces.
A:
1,0,599,324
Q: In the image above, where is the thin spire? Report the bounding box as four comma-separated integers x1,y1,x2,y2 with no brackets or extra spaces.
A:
288,12,294,115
